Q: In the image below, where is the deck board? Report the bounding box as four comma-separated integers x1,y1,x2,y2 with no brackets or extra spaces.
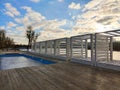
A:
0,62,120,90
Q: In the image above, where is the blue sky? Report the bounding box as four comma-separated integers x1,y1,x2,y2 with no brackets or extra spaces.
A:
0,0,120,44
0,0,89,23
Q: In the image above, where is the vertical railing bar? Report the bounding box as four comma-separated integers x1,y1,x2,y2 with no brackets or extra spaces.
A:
39,42,41,54
90,34,94,65
66,38,70,61
85,39,88,58
110,37,113,61
81,39,83,57
70,37,73,60
106,37,109,61
54,40,56,56
94,33,97,66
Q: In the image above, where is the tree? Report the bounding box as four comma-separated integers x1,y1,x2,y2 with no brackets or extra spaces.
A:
26,26,39,51
33,33,39,50
0,30,5,50
5,37,14,51
0,29,14,50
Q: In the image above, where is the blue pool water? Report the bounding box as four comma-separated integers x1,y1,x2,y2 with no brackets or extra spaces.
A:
0,54,55,70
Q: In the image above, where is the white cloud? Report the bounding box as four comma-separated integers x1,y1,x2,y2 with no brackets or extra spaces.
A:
36,19,68,41
15,6,45,28
68,2,81,10
72,0,120,33
7,32,27,44
30,0,40,3
7,22,17,28
16,26,25,31
13,6,69,43
6,0,120,44
43,19,67,30
4,3,20,17
13,19,68,43
58,0,64,2
0,26,5,30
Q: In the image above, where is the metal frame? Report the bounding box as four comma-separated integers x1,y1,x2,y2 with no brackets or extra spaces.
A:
31,29,120,71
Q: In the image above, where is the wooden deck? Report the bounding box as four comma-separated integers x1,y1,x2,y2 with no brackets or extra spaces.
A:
0,62,120,90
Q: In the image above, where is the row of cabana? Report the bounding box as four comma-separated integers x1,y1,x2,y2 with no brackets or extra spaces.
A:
31,30,120,71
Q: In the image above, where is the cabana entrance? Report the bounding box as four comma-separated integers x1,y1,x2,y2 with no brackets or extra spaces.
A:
95,30,120,70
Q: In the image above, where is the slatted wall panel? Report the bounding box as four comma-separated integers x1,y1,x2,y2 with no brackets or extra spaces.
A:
40,42,46,54
46,41,54,55
55,38,67,57
95,34,111,62
71,35,91,60
35,42,40,53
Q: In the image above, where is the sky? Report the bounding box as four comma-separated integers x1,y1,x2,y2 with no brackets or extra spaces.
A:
0,0,120,44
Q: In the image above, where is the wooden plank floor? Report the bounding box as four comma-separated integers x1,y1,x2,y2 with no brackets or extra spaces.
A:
0,62,120,90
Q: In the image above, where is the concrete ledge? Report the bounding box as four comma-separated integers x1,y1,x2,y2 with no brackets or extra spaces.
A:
26,51,67,63
71,58,93,65
97,63,120,71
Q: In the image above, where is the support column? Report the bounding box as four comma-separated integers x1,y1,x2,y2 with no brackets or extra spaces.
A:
54,40,57,56
66,38,70,61
31,43,34,52
45,41,47,55
70,37,73,60
34,42,37,52
81,39,83,57
90,34,94,65
94,34,97,66
85,39,88,58
106,37,109,61
110,37,113,61
39,42,41,54
56,40,60,56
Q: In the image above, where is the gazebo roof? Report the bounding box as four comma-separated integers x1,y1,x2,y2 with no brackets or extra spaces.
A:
96,29,120,37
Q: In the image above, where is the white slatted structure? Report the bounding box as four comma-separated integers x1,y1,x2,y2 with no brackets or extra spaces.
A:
46,40,54,55
31,43,34,51
31,29,120,71
39,42,46,54
32,38,70,60
35,42,40,53
54,38,68,58
70,34,93,61
95,34,111,63
94,30,120,70
94,30,120,64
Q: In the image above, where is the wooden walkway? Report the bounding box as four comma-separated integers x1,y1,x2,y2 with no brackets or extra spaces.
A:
0,62,120,90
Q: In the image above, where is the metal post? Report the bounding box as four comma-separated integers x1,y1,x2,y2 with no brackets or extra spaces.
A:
90,34,94,65
110,37,113,61
70,37,73,60
39,42,41,54
45,41,47,55
94,34,97,66
34,42,36,52
51,41,54,55
81,39,83,57
66,38,70,61
56,40,60,56
41,42,44,54
31,43,33,52
85,39,88,58
106,37,109,61
54,40,57,56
